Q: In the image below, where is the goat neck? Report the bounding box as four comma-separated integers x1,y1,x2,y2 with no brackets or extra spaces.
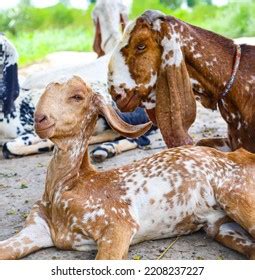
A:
44,108,98,203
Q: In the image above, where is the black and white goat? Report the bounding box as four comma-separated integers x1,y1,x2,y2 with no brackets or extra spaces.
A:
0,34,19,122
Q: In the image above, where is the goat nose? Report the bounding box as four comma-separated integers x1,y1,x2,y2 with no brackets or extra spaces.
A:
114,93,122,102
110,87,123,102
35,113,48,124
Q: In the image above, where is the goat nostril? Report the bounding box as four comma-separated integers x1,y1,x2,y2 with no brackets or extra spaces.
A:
35,114,48,124
115,93,122,102
110,86,124,102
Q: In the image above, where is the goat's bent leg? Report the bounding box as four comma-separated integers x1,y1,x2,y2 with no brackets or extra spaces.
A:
0,201,53,259
212,222,255,259
96,224,134,260
196,137,231,152
89,130,120,144
3,134,54,158
91,139,138,163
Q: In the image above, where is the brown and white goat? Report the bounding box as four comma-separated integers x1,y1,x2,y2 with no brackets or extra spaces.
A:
1,76,255,260
92,0,130,57
108,10,255,153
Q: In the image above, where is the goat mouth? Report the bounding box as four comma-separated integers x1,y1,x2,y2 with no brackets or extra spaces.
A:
116,93,141,112
35,123,55,138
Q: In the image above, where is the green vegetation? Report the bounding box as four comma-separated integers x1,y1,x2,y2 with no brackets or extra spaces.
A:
1,3,94,65
0,0,254,66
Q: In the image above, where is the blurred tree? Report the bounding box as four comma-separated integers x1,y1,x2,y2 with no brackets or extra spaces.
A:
19,0,31,6
59,0,70,5
160,0,183,9
187,0,196,6
160,0,212,8
187,0,212,7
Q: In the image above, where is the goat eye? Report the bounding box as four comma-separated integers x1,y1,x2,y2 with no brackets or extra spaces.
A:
136,43,146,51
70,95,83,101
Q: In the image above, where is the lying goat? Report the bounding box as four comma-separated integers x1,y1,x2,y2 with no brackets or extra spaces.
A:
0,76,254,260
108,10,255,152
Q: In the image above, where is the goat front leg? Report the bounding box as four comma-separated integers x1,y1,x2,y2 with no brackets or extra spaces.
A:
3,134,53,158
96,224,134,260
212,222,255,259
89,129,120,144
91,139,138,163
0,201,53,259
196,137,231,152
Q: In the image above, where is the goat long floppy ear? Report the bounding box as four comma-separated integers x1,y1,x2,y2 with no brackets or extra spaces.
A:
94,95,152,138
139,10,196,147
93,18,105,57
155,42,196,148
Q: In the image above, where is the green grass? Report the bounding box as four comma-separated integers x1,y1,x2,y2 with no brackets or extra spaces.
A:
131,0,255,38
2,3,95,66
1,1,255,66
8,27,93,66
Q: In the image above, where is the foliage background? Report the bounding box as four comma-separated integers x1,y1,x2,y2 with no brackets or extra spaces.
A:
0,0,254,66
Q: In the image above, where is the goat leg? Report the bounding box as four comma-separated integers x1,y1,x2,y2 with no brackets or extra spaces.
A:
95,224,134,260
196,137,231,152
91,139,138,162
213,222,255,259
0,201,53,259
3,134,53,158
89,129,120,144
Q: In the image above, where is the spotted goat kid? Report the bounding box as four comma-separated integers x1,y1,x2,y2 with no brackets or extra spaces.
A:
1,76,255,260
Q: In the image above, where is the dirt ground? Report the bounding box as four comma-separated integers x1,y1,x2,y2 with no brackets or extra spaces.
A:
1,47,252,260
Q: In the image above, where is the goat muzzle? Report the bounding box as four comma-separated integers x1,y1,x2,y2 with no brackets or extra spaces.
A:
110,87,142,112
34,113,55,139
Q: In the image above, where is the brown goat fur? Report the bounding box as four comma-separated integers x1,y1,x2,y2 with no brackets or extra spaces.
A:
108,10,255,152
1,77,255,260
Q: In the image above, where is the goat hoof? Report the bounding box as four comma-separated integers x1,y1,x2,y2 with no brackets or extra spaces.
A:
38,146,53,153
91,150,108,163
91,145,116,163
2,143,21,159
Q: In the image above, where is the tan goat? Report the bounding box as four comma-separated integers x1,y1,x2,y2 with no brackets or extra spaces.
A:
0,76,255,260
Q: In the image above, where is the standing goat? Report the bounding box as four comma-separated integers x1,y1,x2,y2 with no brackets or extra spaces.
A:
92,0,131,56
0,76,255,260
108,10,255,153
